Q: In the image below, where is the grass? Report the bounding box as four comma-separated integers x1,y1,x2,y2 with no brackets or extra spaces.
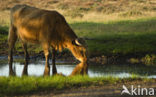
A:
0,0,156,25
0,1,156,96
0,18,156,58
0,0,156,64
70,18,156,56
0,75,154,96
0,75,117,95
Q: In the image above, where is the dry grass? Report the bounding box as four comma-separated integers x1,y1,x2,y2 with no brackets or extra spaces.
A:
0,11,9,26
0,10,156,26
66,11,156,23
1,0,156,12
0,0,156,26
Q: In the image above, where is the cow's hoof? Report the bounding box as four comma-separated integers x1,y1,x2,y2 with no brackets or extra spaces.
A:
44,67,50,76
53,73,65,77
44,71,50,76
22,73,28,76
9,70,16,76
22,70,28,76
44,73,50,76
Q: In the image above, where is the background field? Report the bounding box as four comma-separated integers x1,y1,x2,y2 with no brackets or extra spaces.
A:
0,0,156,64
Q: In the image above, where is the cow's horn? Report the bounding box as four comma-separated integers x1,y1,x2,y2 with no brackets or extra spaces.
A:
75,38,82,46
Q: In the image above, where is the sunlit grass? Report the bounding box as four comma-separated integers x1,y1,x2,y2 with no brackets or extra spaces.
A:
66,12,156,23
0,75,154,96
0,75,117,95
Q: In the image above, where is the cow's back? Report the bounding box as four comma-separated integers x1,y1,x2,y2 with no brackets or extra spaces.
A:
11,5,58,43
10,5,77,50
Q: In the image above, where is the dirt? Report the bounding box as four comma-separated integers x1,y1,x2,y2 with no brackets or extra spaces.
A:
19,80,156,97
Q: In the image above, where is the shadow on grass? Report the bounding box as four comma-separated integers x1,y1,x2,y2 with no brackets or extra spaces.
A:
0,25,8,34
87,33,156,56
71,18,156,37
0,18,156,57
70,18,156,56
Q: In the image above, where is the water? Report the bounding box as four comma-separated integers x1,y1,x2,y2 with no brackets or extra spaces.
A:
0,60,156,78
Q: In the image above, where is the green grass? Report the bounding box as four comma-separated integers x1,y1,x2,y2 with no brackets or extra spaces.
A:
0,26,8,41
0,76,117,95
70,18,156,56
0,75,154,96
0,17,156,57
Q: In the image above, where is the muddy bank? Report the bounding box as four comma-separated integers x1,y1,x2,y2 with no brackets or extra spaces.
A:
1,51,156,66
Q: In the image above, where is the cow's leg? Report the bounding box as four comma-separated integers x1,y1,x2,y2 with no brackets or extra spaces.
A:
22,43,29,76
8,26,17,76
52,48,57,75
42,44,50,76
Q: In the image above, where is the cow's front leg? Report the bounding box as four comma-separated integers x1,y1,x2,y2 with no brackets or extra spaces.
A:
70,61,88,76
52,48,57,75
43,44,50,76
8,47,15,76
22,43,29,76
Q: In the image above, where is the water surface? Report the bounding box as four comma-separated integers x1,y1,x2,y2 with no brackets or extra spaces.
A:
0,60,156,78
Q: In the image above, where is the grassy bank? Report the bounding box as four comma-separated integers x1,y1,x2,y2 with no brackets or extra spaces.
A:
0,75,155,96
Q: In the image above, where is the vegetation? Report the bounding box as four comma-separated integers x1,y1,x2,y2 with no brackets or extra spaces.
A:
71,18,156,56
0,0,156,64
0,75,155,96
1,18,156,64
0,0,156,96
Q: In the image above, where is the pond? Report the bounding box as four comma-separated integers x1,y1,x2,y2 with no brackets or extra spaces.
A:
0,59,156,78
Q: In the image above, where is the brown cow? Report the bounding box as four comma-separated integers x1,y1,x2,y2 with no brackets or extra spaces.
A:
8,5,88,76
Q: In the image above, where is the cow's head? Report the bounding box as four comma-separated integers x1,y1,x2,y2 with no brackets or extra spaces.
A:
70,38,88,63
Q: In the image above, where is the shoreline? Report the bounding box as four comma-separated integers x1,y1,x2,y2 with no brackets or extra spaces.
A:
1,52,156,65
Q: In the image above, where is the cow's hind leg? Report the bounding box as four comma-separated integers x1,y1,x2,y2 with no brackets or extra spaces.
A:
52,48,57,75
22,43,29,76
8,26,17,76
42,44,50,76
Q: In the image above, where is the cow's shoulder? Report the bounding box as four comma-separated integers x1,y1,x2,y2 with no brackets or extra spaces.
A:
11,4,38,14
11,4,27,13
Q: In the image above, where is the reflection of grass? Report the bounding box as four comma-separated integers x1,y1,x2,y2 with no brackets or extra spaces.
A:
0,75,154,96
